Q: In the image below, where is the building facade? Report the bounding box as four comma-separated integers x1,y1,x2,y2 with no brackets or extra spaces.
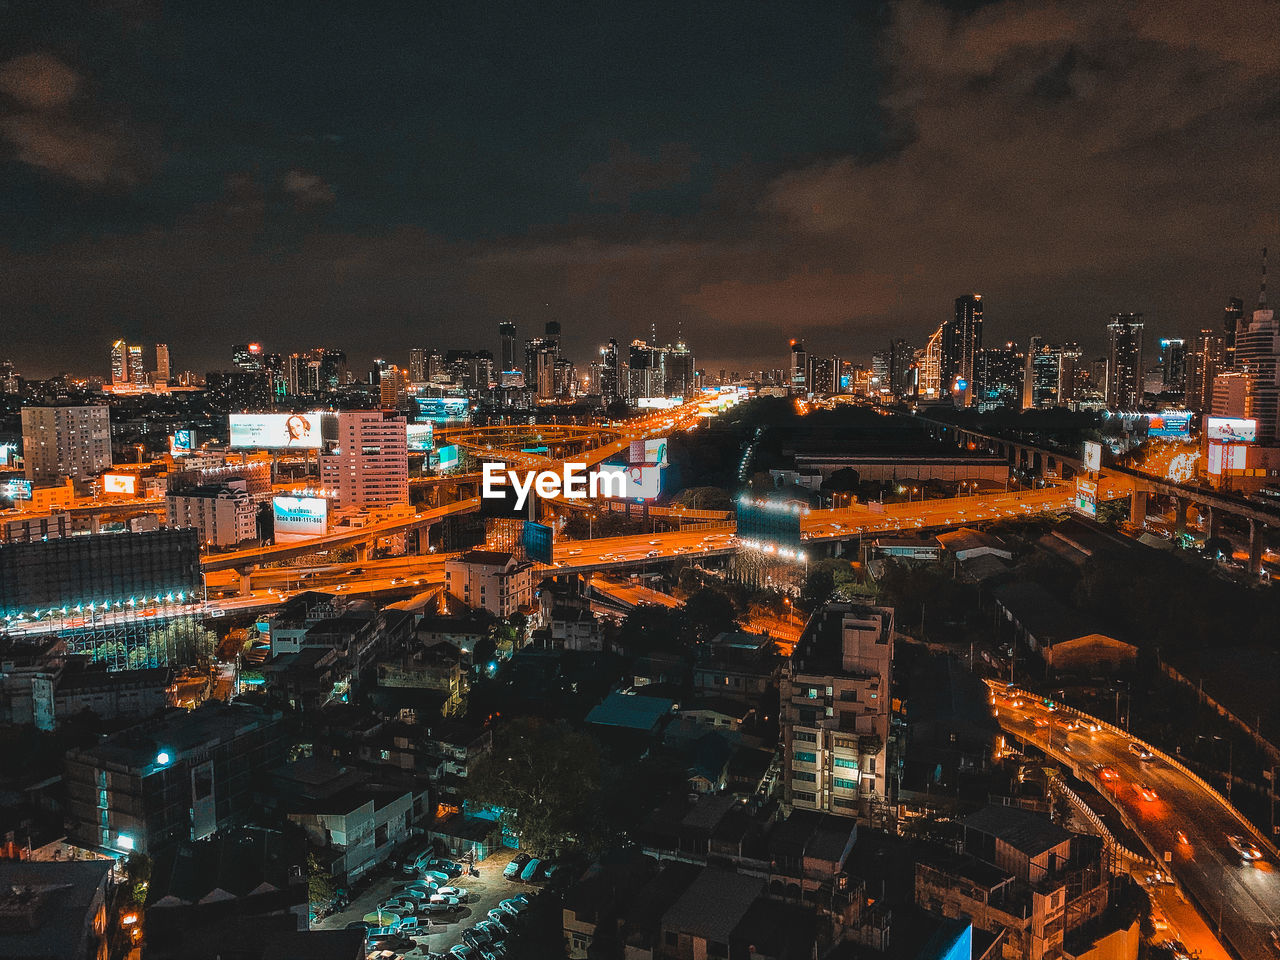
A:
166,479,257,547
1105,313,1144,410
21,405,112,482
319,410,409,508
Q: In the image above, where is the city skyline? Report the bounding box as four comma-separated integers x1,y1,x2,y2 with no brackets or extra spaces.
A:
2,0,1278,375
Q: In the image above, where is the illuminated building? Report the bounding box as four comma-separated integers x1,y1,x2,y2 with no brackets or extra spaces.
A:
1105,313,1143,410
110,339,128,384
378,363,409,409
1022,339,1082,409
789,339,808,395
599,338,619,402
444,549,533,618
63,702,286,854
918,325,943,398
1159,338,1187,394
1186,329,1225,413
808,356,836,395
231,342,263,372
498,320,519,373
154,343,170,385
1230,248,1280,443
1224,295,1244,369
0,358,18,394
973,342,1023,411
943,295,983,404
780,602,893,820
20,404,111,482
888,338,915,398
319,410,409,508
166,479,258,547
409,346,429,383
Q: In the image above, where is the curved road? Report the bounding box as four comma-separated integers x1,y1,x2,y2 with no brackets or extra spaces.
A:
994,691,1280,959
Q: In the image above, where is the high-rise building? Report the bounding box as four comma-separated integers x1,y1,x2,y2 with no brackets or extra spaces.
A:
808,356,836,395
498,321,519,373
1159,338,1187,395
918,325,943,399
788,340,808,395
110,340,129,385
599,338,619,402
154,344,170,385
127,345,146,386
1022,340,1082,409
231,343,263,372
379,365,409,410
1105,313,1144,410
409,347,428,384
974,343,1023,411
943,295,983,403
888,338,915,398
21,405,112,482
1224,296,1244,369
1187,329,1225,413
0,359,18,395
319,410,409,508
781,602,894,818
1231,248,1279,443
664,341,695,398
318,349,347,391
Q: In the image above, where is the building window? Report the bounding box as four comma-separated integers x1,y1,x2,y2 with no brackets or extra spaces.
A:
794,731,817,743
834,796,856,809
834,757,858,770
792,771,816,783
794,791,816,803
794,751,816,764
665,932,677,947
833,777,857,790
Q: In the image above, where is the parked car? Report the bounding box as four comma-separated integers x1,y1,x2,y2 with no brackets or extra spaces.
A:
436,886,468,899
519,858,542,882
421,869,452,884
476,920,508,942
345,921,372,933
499,898,529,916
425,858,464,878
462,927,493,948
379,898,417,914
486,910,511,930
449,946,478,960
422,900,461,914
430,895,462,906
503,854,531,879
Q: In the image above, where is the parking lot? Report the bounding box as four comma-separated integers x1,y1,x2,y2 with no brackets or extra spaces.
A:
315,847,539,958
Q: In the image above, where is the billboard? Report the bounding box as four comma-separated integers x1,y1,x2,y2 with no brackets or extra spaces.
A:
229,413,322,449
414,397,471,422
596,463,662,500
432,444,460,472
170,429,196,456
406,422,434,452
1082,441,1102,473
272,495,328,539
2,479,32,500
1205,417,1257,443
636,396,679,409
1145,410,1191,439
1075,478,1098,518
628,437,669,467
1207,443,1248,475
522,521,554,565
736,497,805,548
102,473,138,496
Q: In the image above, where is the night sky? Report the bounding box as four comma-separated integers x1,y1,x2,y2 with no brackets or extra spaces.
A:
1,0,1277,378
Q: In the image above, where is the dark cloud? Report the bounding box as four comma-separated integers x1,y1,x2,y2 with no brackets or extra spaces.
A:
0,0,1276,377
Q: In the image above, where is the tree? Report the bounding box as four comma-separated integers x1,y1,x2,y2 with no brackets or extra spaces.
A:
307,852,337,906
682,587,739,644
802,567,835,609
616,606,683,655
123,853,151,906
465,718,604,856
820,467,860,492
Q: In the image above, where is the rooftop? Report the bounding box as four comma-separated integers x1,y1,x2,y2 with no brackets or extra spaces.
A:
963,804,1073,858
662,866,763,942
0,859,112,959
585,689,676,733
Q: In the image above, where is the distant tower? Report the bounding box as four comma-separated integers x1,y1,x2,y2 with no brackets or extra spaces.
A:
1223,297,1244,369
498,321,518,372
1105,313,1144,410
154,344,171,385
943,295,983,404
1229,247,1280,443
788,340,808,394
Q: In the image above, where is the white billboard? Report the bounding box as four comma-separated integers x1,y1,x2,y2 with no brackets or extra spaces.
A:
1205,417,1256,443
102,473,138,495
1082,441,1102,473
272,496,328,539
1206,443,1248,475
229,413,323,449
628,437,669,467
597,463,662,500
636,397,679,409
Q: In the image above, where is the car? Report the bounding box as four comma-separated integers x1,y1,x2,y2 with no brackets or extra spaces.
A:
400,887,433,901
476,920,508,942
1135,783,1158,802
429,895,462,906
1176,830,1189,845
480,945,507,960
485,913,511,934
1098,766,1120,781
519,858,542,881
648,539,661,545
503,854,531,879
379,898,417,914
390,577,405,584
449,947,478,960
368,933,417,952
646,550,660,557
1128,742,1154,760
499,898,530,916
567,548,582,556
1228,834,1263,861
422,900,461,914
436,886,468,899
510,894,531,906
421,869,452,883
462,928,492,948
345,921,372,932
425,858,464,878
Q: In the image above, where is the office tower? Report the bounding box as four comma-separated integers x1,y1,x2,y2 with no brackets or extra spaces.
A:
870,350,890,390
1058,342,1083,405
127,345,146,386
21,405,112,481
973,343,1022,411
600,339,619,402
1105,313,1144,410
379,365,409,409
525,335,558,390
319,410,409,508
231,343,263,372
1186,329,1225,413
1230,248,1280,443
888,338,915,398
808,356,836,395
1224,296,1244,369
1022,339,1081,409
318,349,347,391
154,344,170,385
0,359,18,394
1159,338,1187,394
554,357,575,397
664,341,695,398
409,348,428,383
917,326,943,398
788,340,808,394
781,602,894,816
110,340,128,385
943,295,983,402
627,340,660,399
498,321,518,373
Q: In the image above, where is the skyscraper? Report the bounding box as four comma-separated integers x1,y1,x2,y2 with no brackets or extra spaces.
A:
21,405,112,481
409,347,428,383
1230,248,1279,443
788,340,808,394
974,342,1023,411
599,338,619,402
1105,313,1144,410
888,338,915,398
1187,329,1225,413
110,340,128,385
1159,338,1187,394
943,295,983,403
319,410,409,508
918,325,943,398
231,343,263,372
154,344,170,385
1223,296,1244,369
498,321,518,373
127,345,146,386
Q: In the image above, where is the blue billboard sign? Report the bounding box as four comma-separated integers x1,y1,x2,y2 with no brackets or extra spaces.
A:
521,521,554,565
415,397,471,423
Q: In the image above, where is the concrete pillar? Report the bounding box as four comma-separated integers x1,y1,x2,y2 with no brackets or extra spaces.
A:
1174,497,1187,538
1129,489,1147,526
237,568,253,596
1249,519,1265,575
89,514,101,534
356,542,371,563
1207,506,1221,541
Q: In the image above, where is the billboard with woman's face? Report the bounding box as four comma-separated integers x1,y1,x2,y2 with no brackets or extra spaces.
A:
228,414,322,449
